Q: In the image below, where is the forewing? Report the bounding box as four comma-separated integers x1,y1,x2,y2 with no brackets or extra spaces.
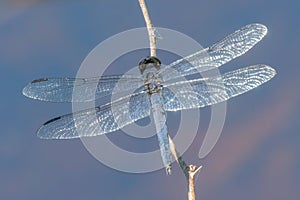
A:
159,24,268,81
37,91,151,139
23,75,143,102
162,65,276,111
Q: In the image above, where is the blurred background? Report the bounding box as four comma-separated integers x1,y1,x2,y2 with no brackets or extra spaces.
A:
1,0,299,199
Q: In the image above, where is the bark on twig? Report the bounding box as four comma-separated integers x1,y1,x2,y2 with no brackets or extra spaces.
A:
138,0,156,56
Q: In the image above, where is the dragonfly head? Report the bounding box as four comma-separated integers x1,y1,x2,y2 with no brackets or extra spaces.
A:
138,56,161,75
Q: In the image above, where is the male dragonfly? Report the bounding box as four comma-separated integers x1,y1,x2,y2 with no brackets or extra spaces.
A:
23,24,276,175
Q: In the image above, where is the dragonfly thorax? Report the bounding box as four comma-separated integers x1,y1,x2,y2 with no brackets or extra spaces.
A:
142,71,163,94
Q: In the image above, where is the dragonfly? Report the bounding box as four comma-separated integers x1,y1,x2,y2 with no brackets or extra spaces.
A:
23,23,276,175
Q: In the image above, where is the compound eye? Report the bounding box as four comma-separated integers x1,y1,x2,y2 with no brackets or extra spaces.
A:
138,56,161,74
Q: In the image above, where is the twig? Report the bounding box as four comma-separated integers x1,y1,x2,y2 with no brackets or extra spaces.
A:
138,0,156,56
169,135,202,200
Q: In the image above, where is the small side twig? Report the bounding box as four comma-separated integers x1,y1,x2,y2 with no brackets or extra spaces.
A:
187,165,203,200
138,0,156,56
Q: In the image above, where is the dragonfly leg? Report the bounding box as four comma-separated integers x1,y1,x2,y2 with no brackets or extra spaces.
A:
166,165,172,175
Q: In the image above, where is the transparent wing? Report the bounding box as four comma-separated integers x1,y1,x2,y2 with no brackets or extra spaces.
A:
162,65,276,111
23,75,143,102
37,91,151,139
159,24,268,81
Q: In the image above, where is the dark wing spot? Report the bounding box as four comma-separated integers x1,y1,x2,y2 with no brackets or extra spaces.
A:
43,116,61,125
32,78,49,83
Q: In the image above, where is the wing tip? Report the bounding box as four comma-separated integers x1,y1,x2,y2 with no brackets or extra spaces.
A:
251,64,277,80
22,85,47,101
36,117,62,139
250,23,268,36
22,84,30,97
22,79,45,100
37,117,85,140
37,128,50,139
22,84,40,100
264,65,277,78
